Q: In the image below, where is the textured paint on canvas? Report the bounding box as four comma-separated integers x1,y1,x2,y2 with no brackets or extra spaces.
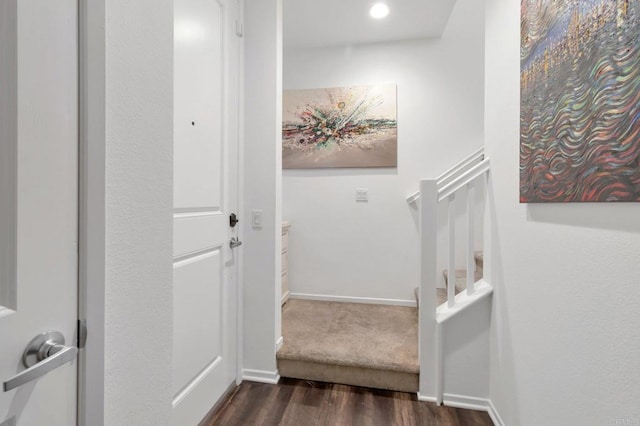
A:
520,0,640,202
283,85,397,168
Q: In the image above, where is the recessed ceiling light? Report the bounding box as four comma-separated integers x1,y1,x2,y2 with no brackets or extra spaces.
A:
369,3,389,19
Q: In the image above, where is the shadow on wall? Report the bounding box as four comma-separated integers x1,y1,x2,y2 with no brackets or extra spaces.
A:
486,175,521,424
527,203,640,234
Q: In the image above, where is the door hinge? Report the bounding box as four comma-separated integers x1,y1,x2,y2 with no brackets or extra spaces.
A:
77,319,87,349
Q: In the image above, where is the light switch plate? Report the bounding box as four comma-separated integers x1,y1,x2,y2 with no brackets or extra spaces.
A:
252,209,263,228
355,188,368,202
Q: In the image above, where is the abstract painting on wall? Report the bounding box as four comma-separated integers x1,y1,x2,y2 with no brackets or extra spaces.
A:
283,84,397,168
520,0,640,202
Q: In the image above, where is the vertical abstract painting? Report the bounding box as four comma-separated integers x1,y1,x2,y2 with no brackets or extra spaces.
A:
283,85,397,168
520,0,640,202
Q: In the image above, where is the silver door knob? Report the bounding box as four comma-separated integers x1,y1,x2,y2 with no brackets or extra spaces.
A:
3,331,77,392
230,237,243,249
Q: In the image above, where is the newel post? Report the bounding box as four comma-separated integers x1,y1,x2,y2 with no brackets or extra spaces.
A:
418,179,439,401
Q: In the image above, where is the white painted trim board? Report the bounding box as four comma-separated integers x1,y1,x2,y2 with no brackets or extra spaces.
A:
281,290,290,305
487,399,505,426
436,279,493,323
242,369,281,385
78,1,107,424
445,394,504,426
443,393,489,412
419,392,504,426
416,393,437,403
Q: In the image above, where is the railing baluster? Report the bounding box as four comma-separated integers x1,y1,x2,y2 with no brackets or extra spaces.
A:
447,195,456,308
466,183,475,295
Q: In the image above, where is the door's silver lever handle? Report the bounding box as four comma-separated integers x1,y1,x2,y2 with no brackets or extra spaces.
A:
230,237,243,249
3,331,78,392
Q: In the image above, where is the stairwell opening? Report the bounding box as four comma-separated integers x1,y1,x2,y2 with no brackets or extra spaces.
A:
277,0,487,396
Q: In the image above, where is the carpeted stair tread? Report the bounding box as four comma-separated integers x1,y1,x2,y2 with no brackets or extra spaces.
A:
278,299,419,392
278,299,418,374
277,359,418,393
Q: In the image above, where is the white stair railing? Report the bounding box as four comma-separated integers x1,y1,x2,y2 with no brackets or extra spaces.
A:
406,147,484,204
419,148,489,307
436,156,490,304
416,147,490,404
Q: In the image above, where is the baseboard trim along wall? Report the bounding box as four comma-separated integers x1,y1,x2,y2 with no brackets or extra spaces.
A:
289,292,416,308
416,393,437,403
281,290,290,305
420,393,503,426
487,399,505,426
241,369,281,385
442,393,490,412
276,336,284,352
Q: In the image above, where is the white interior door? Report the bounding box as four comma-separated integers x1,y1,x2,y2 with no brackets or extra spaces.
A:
0,1,78,425
173,0,241,424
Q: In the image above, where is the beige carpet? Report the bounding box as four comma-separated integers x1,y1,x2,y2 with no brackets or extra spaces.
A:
277,299,419,393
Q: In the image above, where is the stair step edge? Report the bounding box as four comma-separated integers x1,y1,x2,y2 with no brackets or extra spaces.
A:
276,353,419,375
278,360,419,393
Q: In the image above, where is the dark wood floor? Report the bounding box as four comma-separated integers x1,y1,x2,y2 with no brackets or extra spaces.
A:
203,378,493,426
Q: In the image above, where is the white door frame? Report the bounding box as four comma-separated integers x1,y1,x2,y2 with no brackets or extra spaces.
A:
76,1,245,424
235,0,245,387
77,0,106,424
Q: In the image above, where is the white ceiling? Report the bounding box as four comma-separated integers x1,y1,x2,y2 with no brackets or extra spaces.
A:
283,0,457,49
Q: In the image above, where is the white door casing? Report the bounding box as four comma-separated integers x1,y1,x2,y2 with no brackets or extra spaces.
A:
173,0,241,424
0,0,79,425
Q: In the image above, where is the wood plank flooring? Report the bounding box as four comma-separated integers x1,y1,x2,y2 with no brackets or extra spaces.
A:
203,378,493,426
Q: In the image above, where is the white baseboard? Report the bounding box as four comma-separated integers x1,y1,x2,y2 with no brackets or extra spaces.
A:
275,336,284,352
289,292,416,307
241,369,280,385
443,393,490,411
281,290,290,305
416,392,438,403
487,399,505,426
418,392,502,426
440,394,503,426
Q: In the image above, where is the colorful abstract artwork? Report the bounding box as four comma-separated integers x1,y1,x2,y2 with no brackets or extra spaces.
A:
520,0,640,202
283,85,397,168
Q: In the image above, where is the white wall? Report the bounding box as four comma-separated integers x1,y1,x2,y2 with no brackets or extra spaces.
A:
283,0,485,302
485,1,640,425
442,297,491,403
242,0,283,381
103,0,174,424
